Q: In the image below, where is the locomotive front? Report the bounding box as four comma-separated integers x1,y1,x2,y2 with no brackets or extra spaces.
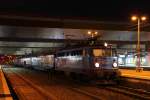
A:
92,48,120,80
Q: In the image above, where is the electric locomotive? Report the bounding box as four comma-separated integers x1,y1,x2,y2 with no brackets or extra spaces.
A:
55,46,120,80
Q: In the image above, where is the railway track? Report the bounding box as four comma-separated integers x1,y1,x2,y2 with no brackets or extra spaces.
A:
48,73,134,100
4,67,150,100
3,69,57,100
101,85,150,100
66,74,150,100
3,68,103,100
14,71,106,100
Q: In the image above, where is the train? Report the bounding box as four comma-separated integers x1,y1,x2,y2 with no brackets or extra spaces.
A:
14,55,54,70
14,46,120,81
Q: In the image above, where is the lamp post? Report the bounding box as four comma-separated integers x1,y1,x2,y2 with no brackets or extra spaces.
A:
88,31,98,38
131,16,146,71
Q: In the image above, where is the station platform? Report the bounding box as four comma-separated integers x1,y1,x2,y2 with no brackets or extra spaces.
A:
0,65,12,100
119,69,150,80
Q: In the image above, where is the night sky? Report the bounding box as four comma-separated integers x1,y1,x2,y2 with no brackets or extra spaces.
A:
0,0,149,22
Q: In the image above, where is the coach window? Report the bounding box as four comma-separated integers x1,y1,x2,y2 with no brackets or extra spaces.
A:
73,51,76,56
70,51,72,56
75,50,81,56
59,53,62,57
71,51,74,56
74,51,77,56
59,53,65,57
65,52,68,56
75,51,78,56
57,53,60,57
76,51,78,56
58,53,61,57
64,52,67,56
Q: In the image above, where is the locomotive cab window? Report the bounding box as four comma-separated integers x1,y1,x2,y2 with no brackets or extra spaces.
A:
93,49,103,57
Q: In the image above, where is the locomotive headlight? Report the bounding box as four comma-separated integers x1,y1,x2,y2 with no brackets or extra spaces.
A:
95,62,100,67
113,62,118,68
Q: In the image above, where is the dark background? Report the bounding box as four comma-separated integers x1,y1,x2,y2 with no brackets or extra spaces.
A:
0,0,149,22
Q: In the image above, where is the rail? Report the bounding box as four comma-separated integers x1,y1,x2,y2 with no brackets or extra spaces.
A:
101,85,150,100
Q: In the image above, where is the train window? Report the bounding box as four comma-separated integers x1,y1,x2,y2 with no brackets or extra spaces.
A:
58,52,65,57
71,51,76,56
70,51,74,56
73,51,77,56
67,52,71,56
73,50,82,56
104,50,111,56
93,49,103,57
65,52,67,56
78,50,83,56
59,53,62,57
57,53,60,57
75,51,79,56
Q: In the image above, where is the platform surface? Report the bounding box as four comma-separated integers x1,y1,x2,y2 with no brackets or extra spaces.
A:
119,69,150,80
0,65,12,100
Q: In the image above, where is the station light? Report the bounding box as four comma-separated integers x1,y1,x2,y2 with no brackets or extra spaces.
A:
88,31,91,35
104,42,108,47
131,15,147,21
141,16,146,21
94,31,98,35
87,31,98,37
131,16,137,21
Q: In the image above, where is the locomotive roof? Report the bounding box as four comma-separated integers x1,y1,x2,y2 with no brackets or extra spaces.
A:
56,45,106,53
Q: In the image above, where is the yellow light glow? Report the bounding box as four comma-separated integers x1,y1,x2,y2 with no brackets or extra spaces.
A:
131,16,137,21
141,16,146,21
88,31,91,35
95,31,98,35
